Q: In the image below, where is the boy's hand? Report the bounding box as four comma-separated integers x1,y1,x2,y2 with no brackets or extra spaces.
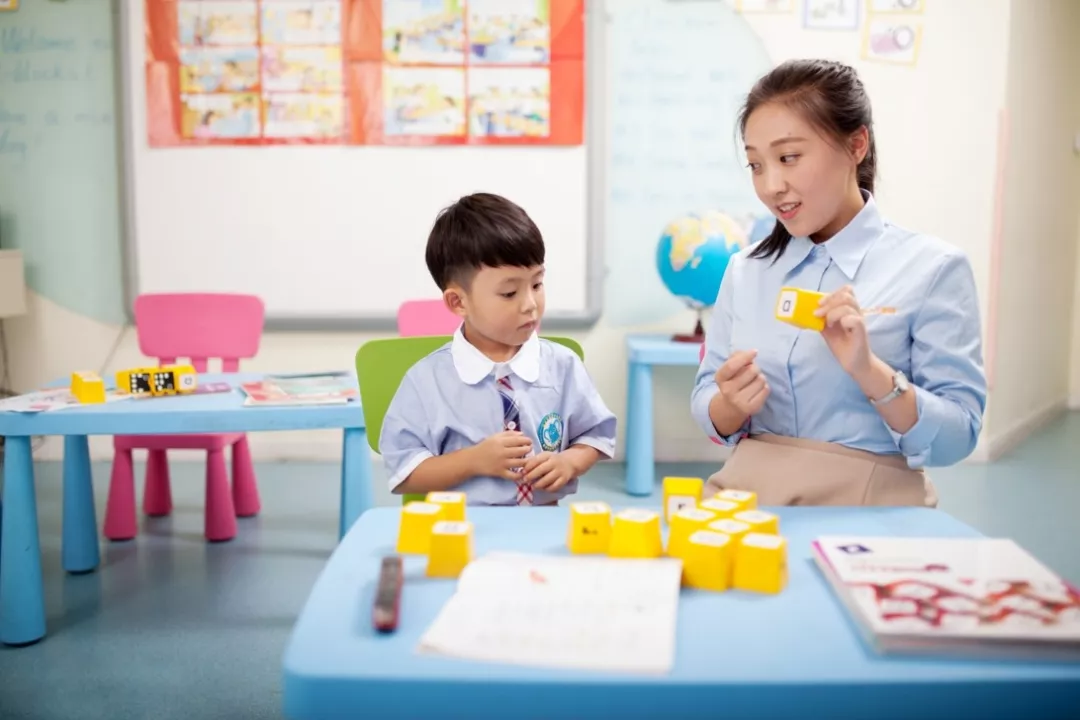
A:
471,430,533,480
522,452,575,492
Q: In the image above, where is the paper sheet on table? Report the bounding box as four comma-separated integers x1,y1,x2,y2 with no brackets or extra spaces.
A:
417,552,683,674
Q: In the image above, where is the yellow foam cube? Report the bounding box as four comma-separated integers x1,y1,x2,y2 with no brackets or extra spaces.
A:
608,509,663,559
71,371,106,404
567,501,612,554
733,532,788,594
426,491,467,522
396,501,445,554
734,509,779,535
426,520,473,578
666,507,717,558
775,286,826,332
699,498,740,519
682,530,735,592
662,476,704,523
716,489,757,511
708,518,751,546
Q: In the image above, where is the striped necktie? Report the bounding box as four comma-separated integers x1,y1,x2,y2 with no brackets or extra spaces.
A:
497,375,533,505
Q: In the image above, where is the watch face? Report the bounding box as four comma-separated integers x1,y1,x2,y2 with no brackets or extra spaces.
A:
896,371,910,391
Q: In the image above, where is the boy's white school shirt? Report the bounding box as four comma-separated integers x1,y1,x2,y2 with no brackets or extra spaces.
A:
379,327,617,505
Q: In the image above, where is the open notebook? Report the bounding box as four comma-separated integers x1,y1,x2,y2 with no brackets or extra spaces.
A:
418,552,683,674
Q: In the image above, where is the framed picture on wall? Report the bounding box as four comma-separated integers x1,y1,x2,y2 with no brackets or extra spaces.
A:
868,0,924,15
803,0,860,30
0,0,19,12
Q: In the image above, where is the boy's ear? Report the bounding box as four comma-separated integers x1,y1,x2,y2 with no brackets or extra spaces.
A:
443,286,468,318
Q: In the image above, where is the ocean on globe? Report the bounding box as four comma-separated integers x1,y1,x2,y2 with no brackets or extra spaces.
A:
656,211,748,309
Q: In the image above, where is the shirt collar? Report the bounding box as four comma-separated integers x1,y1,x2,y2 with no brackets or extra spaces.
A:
774,190,884,279
451,325,541,385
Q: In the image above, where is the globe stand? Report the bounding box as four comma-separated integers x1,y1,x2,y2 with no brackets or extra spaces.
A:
672,311,706,344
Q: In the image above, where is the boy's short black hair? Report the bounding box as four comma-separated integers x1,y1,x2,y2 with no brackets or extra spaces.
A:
425,193,545,291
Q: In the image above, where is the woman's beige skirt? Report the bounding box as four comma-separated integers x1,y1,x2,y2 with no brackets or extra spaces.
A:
704,434,938,507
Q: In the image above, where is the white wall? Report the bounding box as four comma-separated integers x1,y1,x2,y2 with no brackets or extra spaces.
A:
12,0,1074,467
982,0,1080,457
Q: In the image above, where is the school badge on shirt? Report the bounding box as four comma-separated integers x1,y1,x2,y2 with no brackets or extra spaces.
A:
538,412,563,452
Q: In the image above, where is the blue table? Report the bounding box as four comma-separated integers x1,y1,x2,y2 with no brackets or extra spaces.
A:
283,506,1079,719
0,372,372,647
625,334,703,496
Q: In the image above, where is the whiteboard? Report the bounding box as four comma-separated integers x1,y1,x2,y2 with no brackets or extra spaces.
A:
119,0,601,330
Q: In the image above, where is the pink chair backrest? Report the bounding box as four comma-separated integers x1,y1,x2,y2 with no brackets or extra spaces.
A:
133,293,265,372
397,299,460,337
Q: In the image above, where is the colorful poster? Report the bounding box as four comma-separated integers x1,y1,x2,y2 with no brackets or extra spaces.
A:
144,0,584,146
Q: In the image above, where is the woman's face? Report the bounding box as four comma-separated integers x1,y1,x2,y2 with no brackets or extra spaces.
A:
743,101,866,242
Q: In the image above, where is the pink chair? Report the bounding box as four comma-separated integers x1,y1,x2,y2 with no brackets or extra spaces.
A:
396,299,460,336
103,293,266,542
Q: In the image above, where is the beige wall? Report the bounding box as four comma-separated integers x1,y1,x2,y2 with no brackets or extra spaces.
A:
983,0,1080,455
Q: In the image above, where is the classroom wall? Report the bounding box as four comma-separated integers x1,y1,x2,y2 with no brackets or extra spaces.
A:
7,0,1067,469
1070,207,1080,410
981,0,1080,457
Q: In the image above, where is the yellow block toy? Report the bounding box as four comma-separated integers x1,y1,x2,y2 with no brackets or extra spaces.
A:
662,476,703,523
608,509,663,559
733,532,788,594
681,530,735,592
734,509,779,535
396,501,445,554
71,371,106,404
426,520,473,578
426,491,466,522
699,498,739,519
116,364,198,397
716,489,756,512
666,507,716,558
567,501,612,555
708,518,751,546
775,286,826,332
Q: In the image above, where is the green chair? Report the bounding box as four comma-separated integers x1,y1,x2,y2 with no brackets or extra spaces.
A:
355,335,585,505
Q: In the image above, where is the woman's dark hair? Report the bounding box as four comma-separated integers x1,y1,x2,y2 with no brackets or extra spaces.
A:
737,59,877,262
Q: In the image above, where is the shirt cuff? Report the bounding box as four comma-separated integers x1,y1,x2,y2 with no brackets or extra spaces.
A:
886,385,945,468
569,436,615,460
692,384,748,447
387,450,433,491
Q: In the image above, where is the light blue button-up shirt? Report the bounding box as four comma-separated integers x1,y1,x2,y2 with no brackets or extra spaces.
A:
380,327,618,505
691,192,986,469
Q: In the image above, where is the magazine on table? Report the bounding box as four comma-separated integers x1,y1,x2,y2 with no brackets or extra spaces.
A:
239,371,358,407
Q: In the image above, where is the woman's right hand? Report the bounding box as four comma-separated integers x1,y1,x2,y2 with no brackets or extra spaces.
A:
715,350,770,416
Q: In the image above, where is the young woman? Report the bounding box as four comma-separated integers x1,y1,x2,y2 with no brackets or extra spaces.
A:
691,59,986,506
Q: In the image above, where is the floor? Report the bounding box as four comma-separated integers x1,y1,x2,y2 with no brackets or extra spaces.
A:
1,413,1079,719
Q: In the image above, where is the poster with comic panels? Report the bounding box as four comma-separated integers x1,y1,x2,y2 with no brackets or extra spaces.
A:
144,0,584,146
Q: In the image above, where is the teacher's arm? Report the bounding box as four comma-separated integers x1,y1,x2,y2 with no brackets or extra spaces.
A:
691,260,754,444
867,251,987,467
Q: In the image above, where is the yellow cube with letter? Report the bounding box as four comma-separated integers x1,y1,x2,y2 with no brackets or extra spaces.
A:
396,501,445,554
681,530,735,592
426,520,473,578
608,509,663,559
71,371,107,404
426,491,467,522
666,507,716,558
116,364,198,397
567,501,612,555
733,532,788,594
775,286,826,332
662,476,703,523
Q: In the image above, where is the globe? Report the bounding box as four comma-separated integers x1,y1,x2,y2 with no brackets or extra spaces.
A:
656,211,748,342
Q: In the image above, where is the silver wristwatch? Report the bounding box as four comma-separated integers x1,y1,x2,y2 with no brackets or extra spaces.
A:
870,369,909,407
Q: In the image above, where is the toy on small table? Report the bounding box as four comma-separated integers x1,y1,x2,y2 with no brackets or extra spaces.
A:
666,507,716,558
775,286,827,332
734,509,779,535
426,521,473,578
681,530,735,591
396,501,445,554
662,476,704,523
116,364,198,397
608,509,663,559
699,498,739,519
715,489,756,512
567,501,612,554
708,518,751,546
426,491,466,521
733,533,788,594
71,371,106,404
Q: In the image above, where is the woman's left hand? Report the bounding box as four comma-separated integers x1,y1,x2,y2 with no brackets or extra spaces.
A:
815,285,872,377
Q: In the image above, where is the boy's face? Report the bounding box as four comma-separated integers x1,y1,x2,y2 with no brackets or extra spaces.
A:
446,264,545,350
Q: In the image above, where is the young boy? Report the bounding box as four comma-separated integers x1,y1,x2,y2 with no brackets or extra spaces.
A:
379,193,617,506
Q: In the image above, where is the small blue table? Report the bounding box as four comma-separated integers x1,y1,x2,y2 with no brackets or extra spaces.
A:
625,334,703,496
0,372,373,647
282,506,1080,719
